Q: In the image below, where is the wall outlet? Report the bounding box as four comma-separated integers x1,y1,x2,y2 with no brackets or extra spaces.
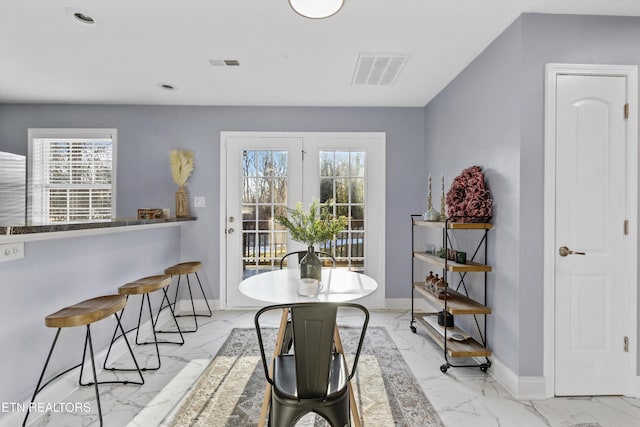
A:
194,196,206,208
0,242,24,262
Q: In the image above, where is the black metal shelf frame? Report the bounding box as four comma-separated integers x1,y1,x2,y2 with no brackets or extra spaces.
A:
410,214,492,373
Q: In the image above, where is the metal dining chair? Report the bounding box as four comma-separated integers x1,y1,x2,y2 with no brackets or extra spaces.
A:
279,250,336,269
254,302,369,427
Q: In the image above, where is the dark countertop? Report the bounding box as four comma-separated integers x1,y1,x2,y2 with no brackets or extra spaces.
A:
0,217,196,236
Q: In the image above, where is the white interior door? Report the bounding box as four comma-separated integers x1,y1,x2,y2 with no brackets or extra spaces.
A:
554,74,630,395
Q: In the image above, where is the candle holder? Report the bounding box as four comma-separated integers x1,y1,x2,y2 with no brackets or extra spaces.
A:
439,175,447,221
424,174,440,221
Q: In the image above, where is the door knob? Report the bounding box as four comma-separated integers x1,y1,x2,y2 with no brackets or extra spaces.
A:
558,246,586,257
227,228,235,234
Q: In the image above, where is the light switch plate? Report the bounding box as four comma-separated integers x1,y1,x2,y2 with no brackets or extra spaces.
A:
0,242,24,262
194,196,206,208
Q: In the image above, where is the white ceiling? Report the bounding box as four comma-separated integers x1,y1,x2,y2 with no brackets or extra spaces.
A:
2,0,640,107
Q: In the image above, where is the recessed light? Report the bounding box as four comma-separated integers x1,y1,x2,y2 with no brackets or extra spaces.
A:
160,83,176,90
73,12,95,25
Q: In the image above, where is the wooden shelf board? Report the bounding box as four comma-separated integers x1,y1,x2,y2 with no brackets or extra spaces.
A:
414,251,492,272
413,283,491,315
414,315,491,358
413,220,493,230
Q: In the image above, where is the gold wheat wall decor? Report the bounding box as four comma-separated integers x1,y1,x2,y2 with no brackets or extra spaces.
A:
169,149,195,186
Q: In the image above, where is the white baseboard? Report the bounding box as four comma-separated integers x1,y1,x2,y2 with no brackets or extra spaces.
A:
632,376,640,397
487,355,548,399
174,299,219,314
490,356,640,399
384,298,411,310
383,298,433,311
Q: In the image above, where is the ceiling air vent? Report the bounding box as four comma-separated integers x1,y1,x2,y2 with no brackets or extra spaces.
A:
209,59,240,67
352,53,409,86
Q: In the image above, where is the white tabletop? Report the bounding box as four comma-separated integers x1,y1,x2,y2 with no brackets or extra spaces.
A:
239,268,378,304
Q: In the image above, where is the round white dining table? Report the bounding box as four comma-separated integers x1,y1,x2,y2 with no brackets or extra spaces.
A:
239,268,378,304
241,267,376,427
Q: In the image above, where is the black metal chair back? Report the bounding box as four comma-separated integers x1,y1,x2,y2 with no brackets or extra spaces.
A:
254,302,369,426
279,250,336,269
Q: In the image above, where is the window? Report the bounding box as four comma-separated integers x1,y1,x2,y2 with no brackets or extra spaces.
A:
319,150,365,271
241,148,290,273
27,129,116,225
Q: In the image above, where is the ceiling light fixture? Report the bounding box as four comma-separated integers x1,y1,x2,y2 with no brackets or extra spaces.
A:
288,0,344,19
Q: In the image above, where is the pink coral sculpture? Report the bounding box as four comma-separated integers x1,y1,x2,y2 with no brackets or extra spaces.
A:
446,165,493,222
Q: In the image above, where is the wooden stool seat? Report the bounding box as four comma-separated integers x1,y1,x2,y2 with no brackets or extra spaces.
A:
45,295,127,329
165,261,201,276
118,275,171,295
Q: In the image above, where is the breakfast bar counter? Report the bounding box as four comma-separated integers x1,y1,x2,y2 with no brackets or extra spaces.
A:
0,217,195,243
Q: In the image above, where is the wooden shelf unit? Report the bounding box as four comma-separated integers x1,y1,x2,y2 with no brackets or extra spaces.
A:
413,219,493,230
413,283,491,315
415,315,491,358
413,251,492,272
410,214,493,373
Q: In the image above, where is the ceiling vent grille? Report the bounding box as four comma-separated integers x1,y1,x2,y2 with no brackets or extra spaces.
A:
352,53,409,86
209,59,240,67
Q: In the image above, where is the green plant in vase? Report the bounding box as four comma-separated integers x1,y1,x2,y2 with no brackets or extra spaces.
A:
275,198,347,281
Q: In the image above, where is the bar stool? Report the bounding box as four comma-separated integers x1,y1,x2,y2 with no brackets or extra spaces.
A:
103,274,184,372
157,261,212,333
23,295,143,427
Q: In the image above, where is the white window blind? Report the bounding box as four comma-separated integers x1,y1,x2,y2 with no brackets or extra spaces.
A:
28,129,116,225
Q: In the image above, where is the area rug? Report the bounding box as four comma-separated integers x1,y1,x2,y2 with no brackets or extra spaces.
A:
169,327,443,426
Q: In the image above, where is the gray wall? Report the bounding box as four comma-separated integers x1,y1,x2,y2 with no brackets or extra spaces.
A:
424,19,523,374
425,13,640,376
0,226,181,404
0,105,426,307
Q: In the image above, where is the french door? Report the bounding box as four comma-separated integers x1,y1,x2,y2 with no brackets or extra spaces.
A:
221,132,385,308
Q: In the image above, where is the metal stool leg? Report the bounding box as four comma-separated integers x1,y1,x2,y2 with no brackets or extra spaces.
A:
154,275,181,325
184,275,199,332
193,272,213,317
23,329,62,426
83,312,144,386
165,274,199,333
155,285,189,337
150,288,185,343
103,299,129,370
159,272,211,333
86,325,103,426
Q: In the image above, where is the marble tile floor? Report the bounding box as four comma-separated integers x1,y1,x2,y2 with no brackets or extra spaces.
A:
10,309,640,427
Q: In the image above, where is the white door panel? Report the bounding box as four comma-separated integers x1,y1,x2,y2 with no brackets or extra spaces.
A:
225,137,303,307
554,74,627,395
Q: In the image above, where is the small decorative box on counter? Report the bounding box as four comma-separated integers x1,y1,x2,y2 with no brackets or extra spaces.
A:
137,209,166,220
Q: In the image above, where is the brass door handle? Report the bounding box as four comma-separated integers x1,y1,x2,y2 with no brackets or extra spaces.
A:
559,246,586,257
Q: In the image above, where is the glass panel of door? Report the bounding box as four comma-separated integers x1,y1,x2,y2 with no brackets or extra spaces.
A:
241,149,289,278
319,150,365,271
